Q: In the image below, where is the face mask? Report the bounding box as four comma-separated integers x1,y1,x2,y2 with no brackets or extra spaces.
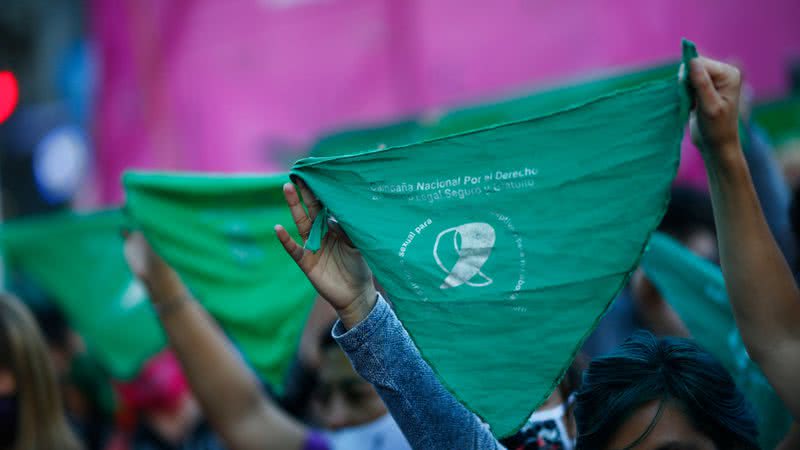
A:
324,413,411,450
502,402,574,450
0,395,18,448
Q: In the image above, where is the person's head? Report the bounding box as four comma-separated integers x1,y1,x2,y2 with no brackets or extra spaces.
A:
500,357,585,450
310,323,388,430
0,293,82,450
574,331,758,450
117,350,200,443
117,351,190,417
28,299,84,378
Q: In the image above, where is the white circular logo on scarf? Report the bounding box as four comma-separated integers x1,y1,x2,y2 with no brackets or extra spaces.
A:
432,222,496,289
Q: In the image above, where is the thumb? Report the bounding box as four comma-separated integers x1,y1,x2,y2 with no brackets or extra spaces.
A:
123,232,148,277
689,112,704,150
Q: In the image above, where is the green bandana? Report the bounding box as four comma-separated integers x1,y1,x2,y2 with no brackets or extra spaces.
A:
641,232,792,449
292,40,696,437
123,172,317,389
1,210,165,380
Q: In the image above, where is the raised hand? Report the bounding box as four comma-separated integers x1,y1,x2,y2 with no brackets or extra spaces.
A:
688,56,742,162
275,179,376,329
123,231,188,306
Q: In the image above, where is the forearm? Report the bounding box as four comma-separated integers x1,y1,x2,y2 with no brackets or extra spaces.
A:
159,296,262,419
150,280,306,449
334,295,502,450
706,147,800,352
705,145,800,418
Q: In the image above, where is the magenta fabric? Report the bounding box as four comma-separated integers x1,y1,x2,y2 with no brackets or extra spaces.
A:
115,350,189,414
676,135,709,191
91,0,800,203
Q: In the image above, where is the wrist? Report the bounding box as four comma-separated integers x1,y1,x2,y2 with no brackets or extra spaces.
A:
337,286,378,330
703,140,747,179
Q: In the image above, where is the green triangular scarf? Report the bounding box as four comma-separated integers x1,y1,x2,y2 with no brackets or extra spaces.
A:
0,209,165,380
292,39,696,438
123,172,317,389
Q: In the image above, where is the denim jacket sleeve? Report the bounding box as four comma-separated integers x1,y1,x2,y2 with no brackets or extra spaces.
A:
332,294,504,450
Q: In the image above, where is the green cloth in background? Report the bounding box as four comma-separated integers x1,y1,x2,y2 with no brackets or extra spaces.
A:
307,61,679,159
292,39,695,438
310,118,425,157
123,172,317,390
69,351,119,416
752,95,800,151
641,232,792,449
423,61,680,139
1,209,166,380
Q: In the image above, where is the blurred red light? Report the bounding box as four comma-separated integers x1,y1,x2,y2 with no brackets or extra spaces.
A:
0,71,19,124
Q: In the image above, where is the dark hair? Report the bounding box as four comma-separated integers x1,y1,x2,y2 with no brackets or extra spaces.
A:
574,331,758,450
658,187,715,241
29,301,71,350
6,272,72,349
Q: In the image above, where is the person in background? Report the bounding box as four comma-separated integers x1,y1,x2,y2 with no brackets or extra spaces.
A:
27,299,116,450
271,53,780,449
311,324,400,433
0,292,83,450
574,331,758,449
280,296,337,422
113,351,224,450
630,187,716,338
123,232,411,450
499,360,584,450
27,298,85,380
8,274,116,450
65,351,117,450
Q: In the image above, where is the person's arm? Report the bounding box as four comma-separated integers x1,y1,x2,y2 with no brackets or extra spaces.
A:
334,294,502,449
124,233,310,450
689,56,800,419
275,181,502,449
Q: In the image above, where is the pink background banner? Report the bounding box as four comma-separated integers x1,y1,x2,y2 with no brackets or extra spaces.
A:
92,0,800,204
